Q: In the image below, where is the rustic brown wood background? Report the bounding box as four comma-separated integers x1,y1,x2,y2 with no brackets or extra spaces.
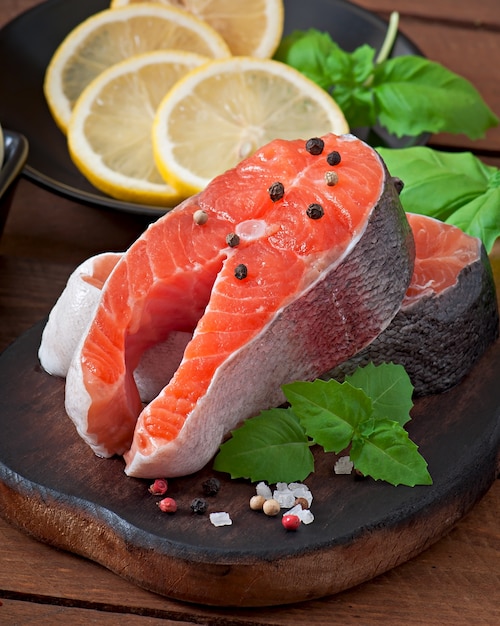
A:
1,0,499,623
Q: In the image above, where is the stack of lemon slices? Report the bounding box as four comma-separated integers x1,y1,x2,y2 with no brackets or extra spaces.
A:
44,1,349,208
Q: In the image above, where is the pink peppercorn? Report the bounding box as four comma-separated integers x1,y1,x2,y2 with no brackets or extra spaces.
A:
282,514,301,531
149,478,168,495
157,497,177,513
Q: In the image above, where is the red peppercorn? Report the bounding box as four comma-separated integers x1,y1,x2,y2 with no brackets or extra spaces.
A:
282,514,301,531
149,478,168,495
157,497,177,513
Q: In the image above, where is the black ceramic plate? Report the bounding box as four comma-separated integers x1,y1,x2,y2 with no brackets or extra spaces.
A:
0,130,29,201
0,0,424,217
0,129,29,234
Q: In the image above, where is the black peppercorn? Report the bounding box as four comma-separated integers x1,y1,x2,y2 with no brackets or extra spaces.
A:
268,181,285,202
305,137,325,155
190,497,208,514
306,203,324,219
234,263,248,280
326,151,341,166
226,232,240,247
202,477,221,497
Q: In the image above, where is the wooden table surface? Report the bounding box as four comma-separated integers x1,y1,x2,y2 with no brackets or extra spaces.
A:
1,1,499,623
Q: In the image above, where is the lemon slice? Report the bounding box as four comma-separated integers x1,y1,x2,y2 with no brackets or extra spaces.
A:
152,57,349,196
44,4,231,133
110,0,284,58
68,50,209,207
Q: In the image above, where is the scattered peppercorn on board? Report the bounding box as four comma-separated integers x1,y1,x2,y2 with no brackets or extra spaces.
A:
0,320,498,607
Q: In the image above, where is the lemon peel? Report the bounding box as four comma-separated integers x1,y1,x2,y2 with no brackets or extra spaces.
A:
44,3,230,133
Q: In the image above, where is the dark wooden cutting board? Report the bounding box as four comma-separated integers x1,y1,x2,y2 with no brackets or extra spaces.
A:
0,320,498,607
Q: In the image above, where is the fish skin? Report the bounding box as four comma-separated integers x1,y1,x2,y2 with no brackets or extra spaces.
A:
327,215,499,395
64,134,414,476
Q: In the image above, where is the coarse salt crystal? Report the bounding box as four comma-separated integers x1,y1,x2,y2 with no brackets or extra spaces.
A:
299,509,315,525
256,482,273,499
290,486,313,506
286,504,303,517
256,481,314,509
288,482,313,506
287,482,305,492
273,490,295,508
334,455,354,475
209,512,232,527
284,504,315,525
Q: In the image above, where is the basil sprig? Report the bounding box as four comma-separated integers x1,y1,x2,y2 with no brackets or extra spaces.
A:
275,28,498,140
214,363,432,487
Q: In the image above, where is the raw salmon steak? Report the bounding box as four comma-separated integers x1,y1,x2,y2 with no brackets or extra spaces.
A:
39,252,122,378
64,133,414,478
328,213,499,395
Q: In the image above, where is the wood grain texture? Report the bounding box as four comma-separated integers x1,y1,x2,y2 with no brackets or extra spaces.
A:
355,0,500,24
0,599,189,626
0,319,498,607
1,483,498,624
1,0,499,622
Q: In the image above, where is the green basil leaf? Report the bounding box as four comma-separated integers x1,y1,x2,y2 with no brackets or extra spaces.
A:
377,146,500,251
276,30,377,128
373,56,499,139
213,408,314,483
274,29,341,91
445,189,500,253
325,44,377,127
350,420,433,486
277,29,498,140
283,379,372,452
346,362,414,427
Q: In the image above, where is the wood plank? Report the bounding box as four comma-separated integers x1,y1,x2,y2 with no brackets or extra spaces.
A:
0,0,38,28
400,21,499,153
0,256,74,350
355,0,500,25
1,179,149,265
0,599,192,625
1,482,498,624
4,1,500,31
0,313,499,607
